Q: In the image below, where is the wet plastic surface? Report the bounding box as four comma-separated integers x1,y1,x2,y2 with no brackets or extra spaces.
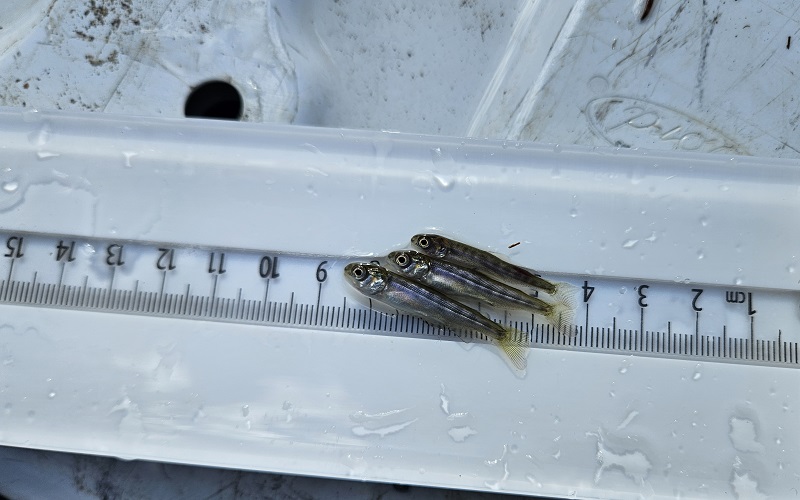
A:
1,0,799,498
0,110,796,498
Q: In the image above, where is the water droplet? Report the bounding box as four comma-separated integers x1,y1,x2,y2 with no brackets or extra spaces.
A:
619,286,627,294
122,151,137,168
697,250,705,260
616,410,639,430
526,474,543,488
241,404,249,417
2,181,18,193
619,366,628,374
447,426,477,442
734,277,743,285
439,385,450,415
720,184,730,192
48,391,56,399
731,471,767,499
432,173,455,191
29,122,52,147
569,208,578,218
699,217,708,227
622,239,639,249
553,144,562,153
82,243,95,256
787,265,796,274
692,365,702,380
729,416,764,452
552,450,561,460
553,416,561,424
509,444,519,454
301,143,322,154
36,151,59,160
592,431,653,486
645,232,657,242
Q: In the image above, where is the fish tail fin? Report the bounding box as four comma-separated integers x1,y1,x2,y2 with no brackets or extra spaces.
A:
545,284,578,336
497,327,529,372
553,281,579,299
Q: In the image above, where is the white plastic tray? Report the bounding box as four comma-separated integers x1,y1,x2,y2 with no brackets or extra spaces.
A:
0,109,797,498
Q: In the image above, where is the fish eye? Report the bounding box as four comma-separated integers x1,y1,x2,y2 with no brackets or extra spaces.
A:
418,237,429,248
395,254,408,266
352,266,365,278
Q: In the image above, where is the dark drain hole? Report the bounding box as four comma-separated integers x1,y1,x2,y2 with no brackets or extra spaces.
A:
184,80,243,120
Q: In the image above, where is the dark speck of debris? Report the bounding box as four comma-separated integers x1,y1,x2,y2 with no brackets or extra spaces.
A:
788,36,792,49
200,24,209,33
639,0,655,21
508,242,521,249
75,30,95,42
22,82,29,89
84,50,119,67
85,55,103,66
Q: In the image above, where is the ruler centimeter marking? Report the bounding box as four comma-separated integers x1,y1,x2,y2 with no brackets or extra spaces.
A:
0,230,797,368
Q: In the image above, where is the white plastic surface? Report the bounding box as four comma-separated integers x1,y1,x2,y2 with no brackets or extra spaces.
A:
471,0,800,157
4,0,799,162
0,110,797,498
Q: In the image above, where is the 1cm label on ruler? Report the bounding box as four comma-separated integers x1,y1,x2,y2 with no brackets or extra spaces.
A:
0,231,797,368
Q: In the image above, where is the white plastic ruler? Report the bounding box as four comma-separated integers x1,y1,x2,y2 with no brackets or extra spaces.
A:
0,110,798,498
0,230,797,368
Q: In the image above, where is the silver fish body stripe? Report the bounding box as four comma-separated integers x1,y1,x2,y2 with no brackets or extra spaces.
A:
377,271,508,340
417,257,551,313
412,234,558,293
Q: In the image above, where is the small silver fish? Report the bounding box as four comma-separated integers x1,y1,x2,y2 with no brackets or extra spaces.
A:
410,233,568,296
387,250,575,334
343,262,527,370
